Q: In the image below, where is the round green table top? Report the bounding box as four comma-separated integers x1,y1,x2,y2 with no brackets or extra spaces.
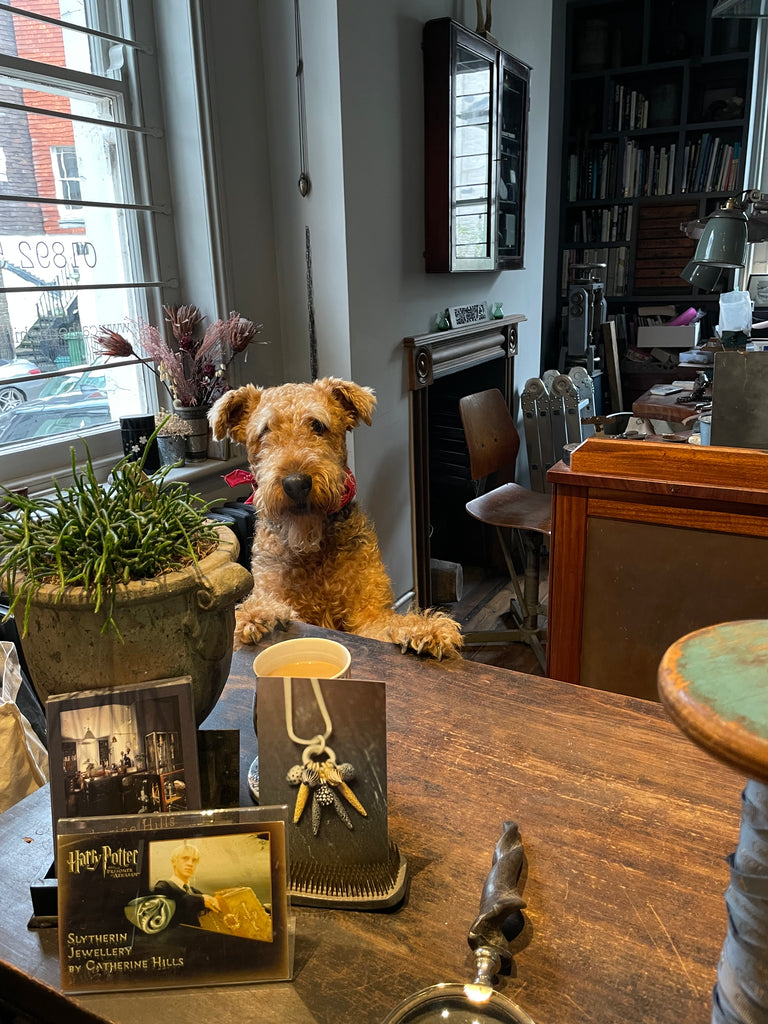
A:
658,620,768,783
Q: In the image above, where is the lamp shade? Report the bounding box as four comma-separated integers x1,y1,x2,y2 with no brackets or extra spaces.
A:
680,261,723,290
690,207,748,269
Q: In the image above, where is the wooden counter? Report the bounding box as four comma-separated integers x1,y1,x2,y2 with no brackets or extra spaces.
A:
0,623,744,1024
546,437,768,699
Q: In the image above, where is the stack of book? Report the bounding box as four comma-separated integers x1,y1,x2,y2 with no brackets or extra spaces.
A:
681,135,741,194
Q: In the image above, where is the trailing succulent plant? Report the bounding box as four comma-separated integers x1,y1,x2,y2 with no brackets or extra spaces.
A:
0,442,218,639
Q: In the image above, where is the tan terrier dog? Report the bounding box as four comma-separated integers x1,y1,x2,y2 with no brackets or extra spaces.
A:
209,377,462,659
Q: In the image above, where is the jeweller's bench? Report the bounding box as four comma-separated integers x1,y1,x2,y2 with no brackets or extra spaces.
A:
0,622,742,1023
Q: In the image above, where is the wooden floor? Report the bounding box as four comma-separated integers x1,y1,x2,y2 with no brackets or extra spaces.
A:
449,561,548,675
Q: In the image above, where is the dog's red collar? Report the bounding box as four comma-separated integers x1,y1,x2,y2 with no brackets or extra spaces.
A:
223,467,356,512
223,468,258,503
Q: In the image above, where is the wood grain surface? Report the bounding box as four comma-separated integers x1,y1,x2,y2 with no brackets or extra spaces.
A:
547,441,768,694
0,623,744,1024
631,390,700,424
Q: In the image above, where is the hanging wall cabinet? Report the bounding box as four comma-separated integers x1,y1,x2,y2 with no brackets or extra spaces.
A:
423,18,530,273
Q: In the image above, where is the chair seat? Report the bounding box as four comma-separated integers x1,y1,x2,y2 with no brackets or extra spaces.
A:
466,483,552,535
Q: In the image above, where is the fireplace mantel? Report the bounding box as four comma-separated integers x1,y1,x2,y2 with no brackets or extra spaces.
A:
404,313,526,391
403,313,526,606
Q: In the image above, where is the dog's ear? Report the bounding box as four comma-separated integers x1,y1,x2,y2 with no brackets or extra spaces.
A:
317,377,376,428
208,384,262,444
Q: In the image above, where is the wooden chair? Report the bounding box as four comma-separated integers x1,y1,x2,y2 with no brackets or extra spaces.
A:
459,389,552,669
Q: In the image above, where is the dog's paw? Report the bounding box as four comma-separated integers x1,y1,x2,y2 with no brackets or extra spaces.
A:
388,609,463,661
234,598,297,648
234,614,270,648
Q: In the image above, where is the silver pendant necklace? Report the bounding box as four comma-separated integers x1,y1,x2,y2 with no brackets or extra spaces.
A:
283,677,367,836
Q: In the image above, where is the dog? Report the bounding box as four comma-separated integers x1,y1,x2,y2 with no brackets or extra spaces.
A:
209,377,462,659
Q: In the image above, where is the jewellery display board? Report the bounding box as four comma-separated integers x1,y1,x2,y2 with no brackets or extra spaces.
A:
56,807,291,993
257,675,408,909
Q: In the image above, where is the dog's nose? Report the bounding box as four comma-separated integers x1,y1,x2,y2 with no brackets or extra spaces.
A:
282,473,312,503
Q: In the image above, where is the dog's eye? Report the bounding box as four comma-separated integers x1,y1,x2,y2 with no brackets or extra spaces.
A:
258,425,270,440
310,419,327,436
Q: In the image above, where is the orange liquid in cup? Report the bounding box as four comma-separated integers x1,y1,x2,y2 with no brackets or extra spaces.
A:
268,659,342,678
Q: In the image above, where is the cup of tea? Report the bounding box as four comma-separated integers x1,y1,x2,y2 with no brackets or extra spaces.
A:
252,636,351,682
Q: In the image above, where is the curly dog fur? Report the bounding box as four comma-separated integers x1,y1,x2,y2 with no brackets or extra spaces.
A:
209,377,462,659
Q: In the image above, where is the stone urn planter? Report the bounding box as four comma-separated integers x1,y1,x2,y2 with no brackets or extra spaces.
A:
17,525,253,724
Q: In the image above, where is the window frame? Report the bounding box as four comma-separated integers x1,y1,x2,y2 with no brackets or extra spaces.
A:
50,143,84,213
0,0,174,493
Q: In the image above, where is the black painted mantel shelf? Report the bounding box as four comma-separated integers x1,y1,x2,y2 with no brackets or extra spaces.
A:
404,314,526,391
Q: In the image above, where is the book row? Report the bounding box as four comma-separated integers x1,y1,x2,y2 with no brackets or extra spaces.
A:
567,136,741,201
680,135,741,195
609,85,650,133
561,247,629,298
568,204,633,244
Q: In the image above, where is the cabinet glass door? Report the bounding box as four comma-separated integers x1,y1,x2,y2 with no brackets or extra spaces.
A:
423,18,528,273
498,60,527,268
452,42,497,270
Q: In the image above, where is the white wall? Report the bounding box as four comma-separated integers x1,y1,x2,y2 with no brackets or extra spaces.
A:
335,0,554,598
258,3,352,383
182,0,554,601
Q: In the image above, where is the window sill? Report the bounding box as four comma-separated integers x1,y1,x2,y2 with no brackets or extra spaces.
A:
4,428,250,505
165,453,252,504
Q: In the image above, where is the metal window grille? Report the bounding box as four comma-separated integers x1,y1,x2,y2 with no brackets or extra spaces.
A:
0,0,175,454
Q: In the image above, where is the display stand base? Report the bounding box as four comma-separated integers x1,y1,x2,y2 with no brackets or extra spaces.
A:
288,840,409,910
28,862,57,928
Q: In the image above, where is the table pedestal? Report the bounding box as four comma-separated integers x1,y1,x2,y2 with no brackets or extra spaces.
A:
658,621,768,1024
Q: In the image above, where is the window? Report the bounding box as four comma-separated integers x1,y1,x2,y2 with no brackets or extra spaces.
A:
50,144,83,212
746,26,768,283
0,0,174,489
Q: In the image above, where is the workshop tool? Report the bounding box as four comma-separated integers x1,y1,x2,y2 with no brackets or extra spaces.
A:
522,370,597,492
382,821,537,1024
561,262,607,379
521,376,553,492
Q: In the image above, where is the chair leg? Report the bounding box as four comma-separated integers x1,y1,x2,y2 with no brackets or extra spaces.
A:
463,528,547,671
522,533,543,629
496,527,528,621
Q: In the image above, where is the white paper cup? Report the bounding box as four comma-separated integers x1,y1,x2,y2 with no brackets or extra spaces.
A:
252,637,351,682
251,637,351,757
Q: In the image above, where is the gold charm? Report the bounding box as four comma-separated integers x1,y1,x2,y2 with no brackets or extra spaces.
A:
286,754,366,835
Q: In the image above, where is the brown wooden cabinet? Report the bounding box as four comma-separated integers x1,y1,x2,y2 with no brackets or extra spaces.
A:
423,18,530,272
546,437,768,701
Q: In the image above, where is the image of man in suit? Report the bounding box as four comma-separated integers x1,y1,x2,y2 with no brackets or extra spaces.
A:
152,842,221,927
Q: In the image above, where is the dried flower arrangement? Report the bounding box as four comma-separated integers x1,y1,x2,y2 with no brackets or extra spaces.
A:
97,304,264,408
154,410,193,439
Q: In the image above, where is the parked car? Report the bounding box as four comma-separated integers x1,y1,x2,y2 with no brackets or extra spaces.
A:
38,368,109,400
0,395,113,446
0,358,48,413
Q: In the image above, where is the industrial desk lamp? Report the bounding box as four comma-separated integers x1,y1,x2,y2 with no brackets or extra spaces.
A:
680,189,768,287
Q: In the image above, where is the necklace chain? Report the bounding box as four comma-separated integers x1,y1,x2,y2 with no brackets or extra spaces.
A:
283,677,333,746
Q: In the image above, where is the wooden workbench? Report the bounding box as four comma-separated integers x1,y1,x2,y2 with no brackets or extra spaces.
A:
631,388,701,424
1,623,744,1023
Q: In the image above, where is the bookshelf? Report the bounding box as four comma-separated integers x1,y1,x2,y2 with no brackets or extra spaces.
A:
558,0,757,370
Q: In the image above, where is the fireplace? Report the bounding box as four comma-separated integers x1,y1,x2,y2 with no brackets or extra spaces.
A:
404,314,526,605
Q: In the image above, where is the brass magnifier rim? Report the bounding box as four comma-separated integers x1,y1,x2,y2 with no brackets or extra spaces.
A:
381,981,538,1024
